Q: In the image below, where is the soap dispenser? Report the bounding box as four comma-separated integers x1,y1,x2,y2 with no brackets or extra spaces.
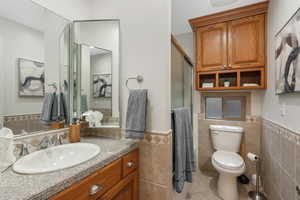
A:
69,118,81,143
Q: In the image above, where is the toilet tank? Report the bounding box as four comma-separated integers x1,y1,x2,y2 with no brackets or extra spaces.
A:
209,125,244,152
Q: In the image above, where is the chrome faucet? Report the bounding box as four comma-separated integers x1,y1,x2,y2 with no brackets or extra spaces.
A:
19,143,29,157
39,136,52,150
17,134,64,157
52,134,64,146
39,134,64,149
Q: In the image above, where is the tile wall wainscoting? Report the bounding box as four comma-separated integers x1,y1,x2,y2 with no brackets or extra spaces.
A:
81,127,122,139
198,115,262,177
3,114,52,134
138,131,173,200
83,128,174,200
261,119,300,200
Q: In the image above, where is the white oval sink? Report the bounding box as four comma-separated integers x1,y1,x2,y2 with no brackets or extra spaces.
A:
13,143,100,174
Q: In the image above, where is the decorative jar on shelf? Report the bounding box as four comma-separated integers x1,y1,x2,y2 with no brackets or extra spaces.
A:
224,81,230,87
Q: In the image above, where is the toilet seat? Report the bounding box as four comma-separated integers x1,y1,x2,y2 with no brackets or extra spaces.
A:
212,151,244,170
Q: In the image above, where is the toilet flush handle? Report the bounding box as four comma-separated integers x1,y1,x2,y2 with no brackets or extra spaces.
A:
212,131,220,135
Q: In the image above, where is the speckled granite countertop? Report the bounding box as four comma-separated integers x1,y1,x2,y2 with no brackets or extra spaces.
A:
0,137,138,200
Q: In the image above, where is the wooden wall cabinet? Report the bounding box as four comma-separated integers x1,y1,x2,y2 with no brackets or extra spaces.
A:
228,15,265,69
50,149,139,200
196,23,227,71
190,2,268,91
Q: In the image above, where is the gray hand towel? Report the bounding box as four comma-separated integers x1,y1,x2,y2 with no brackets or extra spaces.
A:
41,93,54,122
125,89,148,139
172,107,195,193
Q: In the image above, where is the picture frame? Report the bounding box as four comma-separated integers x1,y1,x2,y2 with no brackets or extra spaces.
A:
18,58,45,97
93,74,112,98
275,8,300,94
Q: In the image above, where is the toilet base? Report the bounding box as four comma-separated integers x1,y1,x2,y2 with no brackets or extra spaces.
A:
248,191,267,200
217,173,239,200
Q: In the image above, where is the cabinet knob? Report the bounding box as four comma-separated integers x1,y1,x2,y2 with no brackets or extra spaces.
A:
127,161,135,168
90,184,103,196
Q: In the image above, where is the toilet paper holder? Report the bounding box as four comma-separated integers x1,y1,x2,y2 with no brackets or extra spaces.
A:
247,152,267,200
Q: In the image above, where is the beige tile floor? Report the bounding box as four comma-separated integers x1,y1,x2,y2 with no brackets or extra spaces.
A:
173,170,251,200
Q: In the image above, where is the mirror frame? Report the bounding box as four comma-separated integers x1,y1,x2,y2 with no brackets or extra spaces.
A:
71,19,121,128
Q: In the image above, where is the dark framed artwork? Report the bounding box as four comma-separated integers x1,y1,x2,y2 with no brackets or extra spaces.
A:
275,8,300,94
93,74,112,98
18,58,45,97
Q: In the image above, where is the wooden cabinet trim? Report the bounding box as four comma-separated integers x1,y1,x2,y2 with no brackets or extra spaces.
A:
189,1,268,29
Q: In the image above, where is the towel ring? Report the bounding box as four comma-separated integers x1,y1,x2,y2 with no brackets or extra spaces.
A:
48,82,58,92
126,75,143,89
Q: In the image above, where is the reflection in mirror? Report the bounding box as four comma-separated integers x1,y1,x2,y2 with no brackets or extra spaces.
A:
0,0,71,136
73,20,120,128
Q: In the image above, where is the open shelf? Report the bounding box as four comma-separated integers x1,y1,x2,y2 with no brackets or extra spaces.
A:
218,72,238,88
196,68,265,91
198,73,216,89
240,69,263,87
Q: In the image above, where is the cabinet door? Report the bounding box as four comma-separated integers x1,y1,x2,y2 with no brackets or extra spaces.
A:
228,14,265,69
99,171,138,200
196,23,227,72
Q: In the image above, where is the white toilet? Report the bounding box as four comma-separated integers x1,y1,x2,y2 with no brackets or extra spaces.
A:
209,125,245,200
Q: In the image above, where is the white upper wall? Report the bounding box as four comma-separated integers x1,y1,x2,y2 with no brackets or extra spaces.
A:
172,0,266,35
174,33,195,62
263,0,300,133
0,25,4,116
31,0,91,20
0,17,44,115
89,0,172,132
32,0,172,132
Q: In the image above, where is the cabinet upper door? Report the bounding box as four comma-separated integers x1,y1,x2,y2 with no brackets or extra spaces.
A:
228,14,265,69
196,23,227,72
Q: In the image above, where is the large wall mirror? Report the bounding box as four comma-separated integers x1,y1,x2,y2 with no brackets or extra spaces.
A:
73,20,120,128
0,0,71,136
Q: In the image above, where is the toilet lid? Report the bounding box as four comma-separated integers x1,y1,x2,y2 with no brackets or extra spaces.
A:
212,151,244,170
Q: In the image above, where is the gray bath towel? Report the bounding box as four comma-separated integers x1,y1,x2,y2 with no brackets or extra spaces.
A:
41,93,54,122
125,89,148,139
172,108,195,193
59,92,68,121
51,93,58,121
41,93,58,123
81,95,88,113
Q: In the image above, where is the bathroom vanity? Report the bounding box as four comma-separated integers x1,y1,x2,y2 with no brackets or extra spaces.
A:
50,149,139,200
0,137,138,200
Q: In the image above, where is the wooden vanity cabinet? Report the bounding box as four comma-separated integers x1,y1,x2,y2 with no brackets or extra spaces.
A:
50,149,139,200
190,2,268,91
